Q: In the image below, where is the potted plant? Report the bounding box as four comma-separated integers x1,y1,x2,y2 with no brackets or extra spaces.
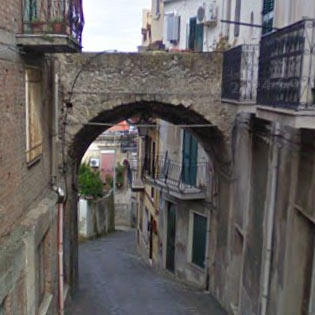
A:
30,18,44,33
50,18,65,34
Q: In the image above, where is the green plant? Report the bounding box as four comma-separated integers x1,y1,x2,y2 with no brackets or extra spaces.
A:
115,162,126,188
105,173,113,188
79,164,104,199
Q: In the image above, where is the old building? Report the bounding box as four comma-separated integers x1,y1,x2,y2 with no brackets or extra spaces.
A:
0,0,83,314
162,0,262,51
140,0,165,50
135,119,214,289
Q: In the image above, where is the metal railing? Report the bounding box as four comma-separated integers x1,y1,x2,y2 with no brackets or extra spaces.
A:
222,44,259,102
141,154,210,196
22,0,84,44
257,19,315,110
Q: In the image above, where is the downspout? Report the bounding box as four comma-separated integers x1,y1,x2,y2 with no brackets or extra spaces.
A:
51,59,65,315
51,59,59,187
260,122,280,315
54,187,65,315
205,163,214,291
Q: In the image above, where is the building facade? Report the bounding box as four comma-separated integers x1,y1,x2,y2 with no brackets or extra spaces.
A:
162,0,262,52
135,119,214,289
0,0,83,314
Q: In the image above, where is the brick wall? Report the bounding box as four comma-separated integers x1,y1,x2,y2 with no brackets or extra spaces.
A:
0,1,59,314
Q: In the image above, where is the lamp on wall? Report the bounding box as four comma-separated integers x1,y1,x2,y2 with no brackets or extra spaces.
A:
127,112,155,137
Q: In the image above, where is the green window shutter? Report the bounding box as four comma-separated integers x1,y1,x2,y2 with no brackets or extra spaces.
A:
192,214,207,268
234,0,242,37
195,23,204,52
182,130,198,186
189,18,197,50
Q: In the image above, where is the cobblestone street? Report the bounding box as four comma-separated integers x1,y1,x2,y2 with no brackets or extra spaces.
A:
66,230,227,315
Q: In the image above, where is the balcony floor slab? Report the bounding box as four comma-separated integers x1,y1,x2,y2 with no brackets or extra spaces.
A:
16,34,82,53
256,106,315,129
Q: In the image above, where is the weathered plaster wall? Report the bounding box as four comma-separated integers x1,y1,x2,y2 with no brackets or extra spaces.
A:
78,191,115,239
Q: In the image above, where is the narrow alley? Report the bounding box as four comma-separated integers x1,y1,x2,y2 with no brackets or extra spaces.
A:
66,231,227,315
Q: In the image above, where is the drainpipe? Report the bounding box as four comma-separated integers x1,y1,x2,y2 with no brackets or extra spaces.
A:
51,58,65,315
54,186,66,315
205,163,214,291
51,59,59,186
260,122,280,315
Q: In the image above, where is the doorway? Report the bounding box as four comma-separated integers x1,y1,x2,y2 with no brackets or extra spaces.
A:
166,203,176,272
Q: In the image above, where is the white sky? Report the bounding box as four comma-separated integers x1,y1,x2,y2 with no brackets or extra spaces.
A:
82,0,151,52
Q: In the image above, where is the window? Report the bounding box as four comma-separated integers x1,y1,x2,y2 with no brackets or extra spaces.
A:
25,0,38,21
234,0,242,37
262,0,274,35
155,0,160,16
166,15,180,43
182,130,198,186
191,213,207,268
25,68,43,164
188,17,204,52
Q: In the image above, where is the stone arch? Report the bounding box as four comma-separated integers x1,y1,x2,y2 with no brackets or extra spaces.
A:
67,101,231,174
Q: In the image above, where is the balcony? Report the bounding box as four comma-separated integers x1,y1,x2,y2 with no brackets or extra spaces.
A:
221,44,259,104
17,0,84,53
144,155,209,200
257,19,315,111
130,159,145,192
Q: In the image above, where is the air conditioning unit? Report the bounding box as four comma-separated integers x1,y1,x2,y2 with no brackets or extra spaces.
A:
197,2,217,26
89,158,100,168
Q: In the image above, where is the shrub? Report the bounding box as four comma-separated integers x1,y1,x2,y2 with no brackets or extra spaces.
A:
79,164,104,199
116,162,126,188
105,173,113,188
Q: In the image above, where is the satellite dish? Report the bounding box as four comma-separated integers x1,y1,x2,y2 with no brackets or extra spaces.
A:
197,6,205,22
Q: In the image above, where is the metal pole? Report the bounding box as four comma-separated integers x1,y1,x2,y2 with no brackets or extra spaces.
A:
220,19,279,31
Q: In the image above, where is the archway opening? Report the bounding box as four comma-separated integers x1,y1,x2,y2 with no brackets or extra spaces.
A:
64,100,230,314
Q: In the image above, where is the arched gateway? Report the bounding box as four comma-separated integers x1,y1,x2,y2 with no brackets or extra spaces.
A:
58,51,235,290
59,52,234,167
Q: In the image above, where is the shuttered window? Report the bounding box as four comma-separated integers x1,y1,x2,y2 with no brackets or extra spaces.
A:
262,0,274,35
155,0,160,16
25,68,43,164
192,213,207,268
182,130,198,186
24,0,38,21
188,17,204,52
234,0,241,37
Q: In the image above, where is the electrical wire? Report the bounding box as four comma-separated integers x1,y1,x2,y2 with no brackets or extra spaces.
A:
68,121,216,128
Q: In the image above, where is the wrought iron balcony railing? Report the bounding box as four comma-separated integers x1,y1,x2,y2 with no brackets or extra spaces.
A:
142,155,210,200
18,0,84,52
257,19,315,110
222,44,259,103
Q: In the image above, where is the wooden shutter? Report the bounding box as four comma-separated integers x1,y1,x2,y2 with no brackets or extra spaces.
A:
182,130,198,186
192,213,207,268
195,23,204,52
234,0,241,37
25,68,43,164
188,17,196,50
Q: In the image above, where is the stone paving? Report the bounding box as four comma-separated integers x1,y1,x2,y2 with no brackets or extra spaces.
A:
66,230,227,315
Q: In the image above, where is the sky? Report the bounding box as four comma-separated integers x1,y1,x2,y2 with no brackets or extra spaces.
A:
82,0,151,52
